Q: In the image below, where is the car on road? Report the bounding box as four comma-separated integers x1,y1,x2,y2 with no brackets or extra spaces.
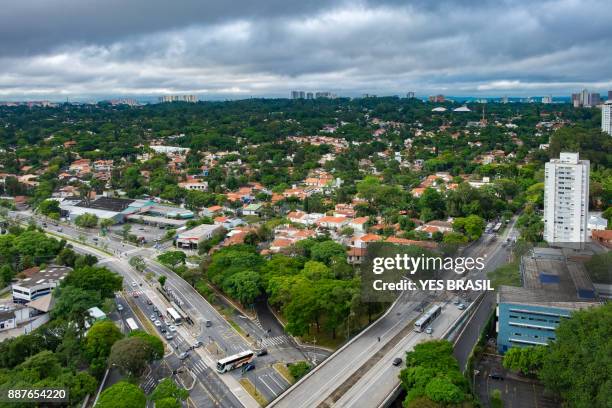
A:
165,333,174,340
131,281,138,287
146,299,152,305
193,341,203,348
256,348,268,357
457,303,466,310
392,357,403,366
57,227,63,232
154,320,162,327
425,327,433,335
152,306,158,313
179,351,190,360
116,304,124,312
242,363,255,373
150,314,156,321
489,372,504,380
168,325,177,332
205,320,212,327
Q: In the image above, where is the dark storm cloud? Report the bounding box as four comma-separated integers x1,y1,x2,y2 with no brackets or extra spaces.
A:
1,0,611,99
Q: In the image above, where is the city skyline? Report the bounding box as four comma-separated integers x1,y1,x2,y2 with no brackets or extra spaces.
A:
1,0,612,100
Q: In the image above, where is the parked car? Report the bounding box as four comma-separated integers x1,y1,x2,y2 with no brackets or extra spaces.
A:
457,303,466,310
154,320,162,327
392,357,402,366
165,333,174,340
205,320,212,327
168,325,177,332
149,314,156,321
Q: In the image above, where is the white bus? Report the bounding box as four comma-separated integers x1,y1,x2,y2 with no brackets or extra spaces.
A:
126,317,139,331
170,302,188,324
166,307,182,324
216,350,254,373
414,305,442,332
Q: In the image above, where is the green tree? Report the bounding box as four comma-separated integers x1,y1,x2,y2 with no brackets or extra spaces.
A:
288,361,311,380
150,378,189,405
128,330,164,360
310,240,346,265
129,256,146,273
157,251,187,268
453,215,485,241
108,337,152,377
74,213,99,228
502,346,546,375
96,381,146,408
539,303,612,408
85,320,123,375
38,199,60,218
61,266,122,299
158,275,167,287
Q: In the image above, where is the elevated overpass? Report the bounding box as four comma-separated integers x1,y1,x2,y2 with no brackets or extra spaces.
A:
270,227,514,408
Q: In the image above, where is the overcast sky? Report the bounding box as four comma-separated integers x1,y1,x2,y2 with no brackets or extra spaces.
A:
1,0,612,100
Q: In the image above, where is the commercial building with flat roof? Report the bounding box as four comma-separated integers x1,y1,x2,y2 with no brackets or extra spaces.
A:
496,248,599,353
176,223,223,249
12,265,72,304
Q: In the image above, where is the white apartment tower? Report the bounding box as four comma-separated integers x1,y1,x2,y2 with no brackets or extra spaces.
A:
602,100,612,136
544,152,590,244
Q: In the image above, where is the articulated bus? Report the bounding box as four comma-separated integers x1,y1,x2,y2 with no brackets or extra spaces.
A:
414,305,442,332
125,317,139,331
166,307,182,324
216,350,254,373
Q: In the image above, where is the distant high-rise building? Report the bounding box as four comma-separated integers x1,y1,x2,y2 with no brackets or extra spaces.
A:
428,94,445,103
581,89,590,107
306,92,314,100
291,91,306,99
571,89,600,107
158,95,197,103
501,95,508,104
602,101,612,136
407,91,415,99
541,95,552,104
315,91,336,99
544,152,590,245
608,90,612,101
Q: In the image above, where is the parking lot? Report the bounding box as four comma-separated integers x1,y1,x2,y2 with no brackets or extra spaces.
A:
109,223,170,245
473,353,560,408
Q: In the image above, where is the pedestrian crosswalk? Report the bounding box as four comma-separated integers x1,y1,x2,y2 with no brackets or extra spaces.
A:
260,335,291,347
142,374,157,394
189,359,209,376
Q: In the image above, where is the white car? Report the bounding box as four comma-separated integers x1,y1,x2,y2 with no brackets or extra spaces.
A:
425,327,433,334
149,314,156,321
457,303,466,310
131,281,138,287
154,320,162,327
168,325,177,332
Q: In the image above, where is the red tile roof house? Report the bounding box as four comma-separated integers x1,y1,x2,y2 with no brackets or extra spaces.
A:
348,217,369,233
315,216,351,230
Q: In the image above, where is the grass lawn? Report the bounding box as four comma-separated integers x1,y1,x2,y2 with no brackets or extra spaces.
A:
239,378,268,406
